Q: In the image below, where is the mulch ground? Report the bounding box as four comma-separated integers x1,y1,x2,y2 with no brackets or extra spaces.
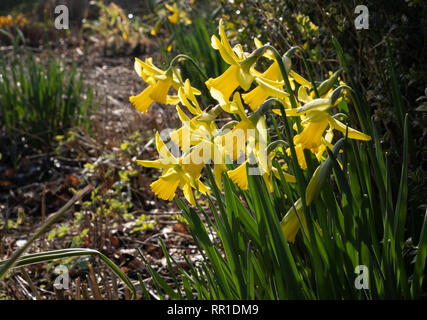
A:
0,40,209,300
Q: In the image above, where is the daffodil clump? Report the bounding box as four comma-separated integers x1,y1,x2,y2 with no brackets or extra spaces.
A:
130,19,371,242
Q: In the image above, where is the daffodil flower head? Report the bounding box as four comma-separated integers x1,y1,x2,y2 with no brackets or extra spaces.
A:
137,132,209,205
178,79,202,115
242,60,285,111
226,116,295,192
170,105,217,153
130,58,200,114
205,19,255,99
288,90,371,154
166,3,192,25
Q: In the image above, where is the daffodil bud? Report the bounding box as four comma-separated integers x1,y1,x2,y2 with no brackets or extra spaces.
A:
297,98,331,114
280,198,307,243
150,20,162,36
317,68,343,97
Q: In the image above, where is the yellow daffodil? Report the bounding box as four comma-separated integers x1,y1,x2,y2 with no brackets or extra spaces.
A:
205,19,254,99
178,79,202,115
130,57,200,113
137,132,209,205
241,38,286,111
227,148,296,192
284,90,371,170
170,90,229,189
226,116,295,191
150,20,162,36
170,79,218,152
292,108,371,151
166,3,192,25
219,93,258,161
210,90,248,119
242,63,285,111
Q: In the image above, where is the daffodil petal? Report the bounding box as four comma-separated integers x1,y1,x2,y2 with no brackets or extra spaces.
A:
182,182,196,205
129,86,154,114
205,65,240,100
328,116,371,141
136,159,167,169
227,162,248,190
151,177,180,201
149,78,173,104
290,70,313,88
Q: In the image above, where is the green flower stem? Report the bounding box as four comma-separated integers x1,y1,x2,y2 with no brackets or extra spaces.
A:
285,46,320,98
169,54,208,80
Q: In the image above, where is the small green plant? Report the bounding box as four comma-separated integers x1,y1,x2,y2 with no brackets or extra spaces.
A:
0,48,94,153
